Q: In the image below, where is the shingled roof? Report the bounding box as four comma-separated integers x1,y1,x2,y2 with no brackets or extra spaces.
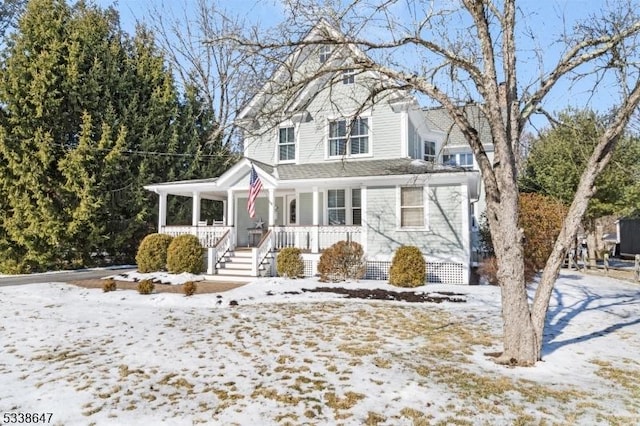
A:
274,158,466,180
423,105,493,148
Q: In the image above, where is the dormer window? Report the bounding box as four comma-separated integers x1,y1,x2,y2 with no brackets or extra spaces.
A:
279,126,295,162
343,69,355,84
319,45,331,63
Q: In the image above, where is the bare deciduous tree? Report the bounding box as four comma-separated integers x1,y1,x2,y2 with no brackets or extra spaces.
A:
0,0,26,42
147,0,273,151
224,0,640,365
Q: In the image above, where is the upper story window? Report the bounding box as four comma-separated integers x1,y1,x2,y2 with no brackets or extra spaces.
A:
443,154,455,165
343,69,355,84
424,141,436,162
329,117,369,157
459,153,473,169
443,152,474,169
279,127,295,162
319,45,331,63
400,187,425,228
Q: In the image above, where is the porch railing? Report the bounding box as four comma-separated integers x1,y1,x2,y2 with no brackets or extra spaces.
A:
273,225,362,252
160,225,231,248
206,230,232,274
252,230,274,276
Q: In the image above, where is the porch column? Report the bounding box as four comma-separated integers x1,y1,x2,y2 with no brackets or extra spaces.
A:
192,191,201,226
312,187,319,253
222,200,227,225
360,186,367,253
158,192,167,232
268,188,276,227
312,187,319,225
227,189,234,226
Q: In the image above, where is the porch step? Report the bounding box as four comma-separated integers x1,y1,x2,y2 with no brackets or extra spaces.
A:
204,274,252,283
215,268,255,277
215,249,255,277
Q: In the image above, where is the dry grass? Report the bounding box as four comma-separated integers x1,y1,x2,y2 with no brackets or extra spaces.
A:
4,293,638,424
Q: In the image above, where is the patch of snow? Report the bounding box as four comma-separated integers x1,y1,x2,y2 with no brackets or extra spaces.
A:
0,271,639,424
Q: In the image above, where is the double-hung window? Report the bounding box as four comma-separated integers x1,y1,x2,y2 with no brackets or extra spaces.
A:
279,127,295,162
424,141,436,162
327,188,361,225
400,187,424,228
328,189,346,225
328,117,369,157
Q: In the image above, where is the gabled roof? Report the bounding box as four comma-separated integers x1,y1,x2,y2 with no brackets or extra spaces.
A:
236,20,410,124
423,104,494,149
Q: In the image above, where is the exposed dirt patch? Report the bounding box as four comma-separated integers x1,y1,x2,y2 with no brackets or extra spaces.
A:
299,287,466,303
69,279,246,294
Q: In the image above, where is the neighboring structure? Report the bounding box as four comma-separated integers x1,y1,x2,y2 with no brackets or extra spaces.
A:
616,218,640,257
145,21,490,284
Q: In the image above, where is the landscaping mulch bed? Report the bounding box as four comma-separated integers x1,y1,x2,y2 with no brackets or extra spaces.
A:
298,287,467,303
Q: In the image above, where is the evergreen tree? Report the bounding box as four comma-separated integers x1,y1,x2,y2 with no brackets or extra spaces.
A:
0,0,234,272
520,109,640,259
521,109,640,217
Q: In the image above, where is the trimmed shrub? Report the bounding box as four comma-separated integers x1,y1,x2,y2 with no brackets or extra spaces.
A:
102,278,117,292
477,193,567,285
389,246,425,287
136,233,174,273
183,281,197,297
166,234,204,274
519,193,568,272
317,241,366,282
137,279,155,295
276,247,304,278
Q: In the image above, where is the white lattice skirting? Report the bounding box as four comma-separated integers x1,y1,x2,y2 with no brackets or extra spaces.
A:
298,259,467,285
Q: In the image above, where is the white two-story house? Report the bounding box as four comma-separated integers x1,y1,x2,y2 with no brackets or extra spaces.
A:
145,21,483,284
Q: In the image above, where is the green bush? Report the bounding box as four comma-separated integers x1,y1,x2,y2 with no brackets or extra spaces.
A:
276,247,304,278
102,278,117,292
183,281,197,297
135,233,174,273
166,234,204,274
317,241,366,282
137,279,155,295
389,246,425,287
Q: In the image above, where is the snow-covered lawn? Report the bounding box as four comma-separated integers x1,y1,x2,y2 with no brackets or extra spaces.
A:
0,272,639,425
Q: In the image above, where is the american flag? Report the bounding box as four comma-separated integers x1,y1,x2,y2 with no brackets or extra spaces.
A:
247,164,263,218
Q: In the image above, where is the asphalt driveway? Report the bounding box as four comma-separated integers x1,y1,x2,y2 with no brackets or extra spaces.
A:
0,267,135,287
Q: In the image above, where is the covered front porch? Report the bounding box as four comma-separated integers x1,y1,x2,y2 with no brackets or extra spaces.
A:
145,160,365,277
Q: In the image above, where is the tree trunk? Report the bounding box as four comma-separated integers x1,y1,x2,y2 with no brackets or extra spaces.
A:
488,189,539,365
584,218,598,267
